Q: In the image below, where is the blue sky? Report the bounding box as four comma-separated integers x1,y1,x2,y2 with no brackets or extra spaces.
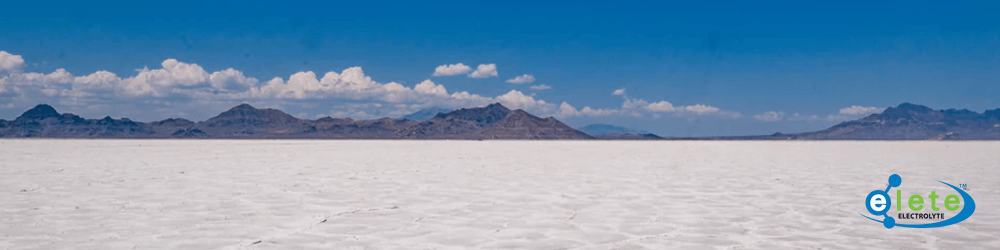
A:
1,1,998,136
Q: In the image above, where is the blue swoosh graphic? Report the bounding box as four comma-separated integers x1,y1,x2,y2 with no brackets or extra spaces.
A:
859,181,975,228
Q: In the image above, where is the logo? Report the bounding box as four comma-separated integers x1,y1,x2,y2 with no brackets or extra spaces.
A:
860,174,975,229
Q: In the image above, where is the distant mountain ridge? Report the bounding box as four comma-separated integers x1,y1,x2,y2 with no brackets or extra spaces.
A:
796,103,1000,140
577,124,649,136
0,103,591,139
2,102,999,140
687,103,1000,140
577,124,662,140
396,103,592,139
401,107,452,120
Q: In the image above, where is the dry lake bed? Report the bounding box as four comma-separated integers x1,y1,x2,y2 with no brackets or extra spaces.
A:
1,140,998,249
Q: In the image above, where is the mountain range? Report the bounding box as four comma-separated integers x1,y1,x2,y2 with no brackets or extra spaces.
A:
400,107,452,121
577,124,662,140
683,103,1000,140
0,103,593,139
1,102,999,140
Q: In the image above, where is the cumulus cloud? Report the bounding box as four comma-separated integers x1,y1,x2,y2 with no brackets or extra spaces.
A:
467,64,498,78
618,89,722,115
559,102,618,117
0,51,738,122
754,105,884,123
495,90,548,110
646,101,674,112
432,63,472,76
413,79,448,96
557,88,730,118
0,51,25,72
505,74,535,84
250,67,409,101
644,102,720,115
787,113,845,122
528,84,551,90
679,104,721,114
839,105,884,115
754,111,784,121
209,68,258,92
121,59,213,96
0,53,535,119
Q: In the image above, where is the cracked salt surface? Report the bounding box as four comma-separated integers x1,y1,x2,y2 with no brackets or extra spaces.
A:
1,140,998,249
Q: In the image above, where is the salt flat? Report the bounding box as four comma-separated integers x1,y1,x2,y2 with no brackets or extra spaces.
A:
0,140,998,249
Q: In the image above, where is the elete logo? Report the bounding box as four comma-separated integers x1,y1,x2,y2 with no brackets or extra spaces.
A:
860,174,976,229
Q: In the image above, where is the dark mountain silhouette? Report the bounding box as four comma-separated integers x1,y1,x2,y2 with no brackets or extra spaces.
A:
196,104,314,137
577,123,661,139
396,103,593,139
4,102,998,140
798,103,1000,140
0,103,592,139
578,124,648,136
594,133,663,140
16,104,61,120
171,128,208,138
689,103,1000,140
985,109,1000,120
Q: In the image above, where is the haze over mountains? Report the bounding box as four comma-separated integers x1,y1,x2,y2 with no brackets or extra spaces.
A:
694,103,1000,140
1,102,998,140
755,103,1000,140
577,124,663,140
400,107,452,121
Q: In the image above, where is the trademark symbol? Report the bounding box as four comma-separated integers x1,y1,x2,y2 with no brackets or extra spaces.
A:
960,183,968,189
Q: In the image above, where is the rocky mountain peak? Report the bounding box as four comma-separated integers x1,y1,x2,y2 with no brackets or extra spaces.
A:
16,104,61,120
895,102,933,111
870,102,938,121
203,104,302,128
435,103,511,125
232,103,256,110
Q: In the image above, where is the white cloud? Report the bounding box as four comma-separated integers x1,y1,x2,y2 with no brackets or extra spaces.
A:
608,89,721,115
249,67,425,103
121,59,213,96
646,101,675,112
787,113,844,122
495,90,547,110
643,101,720,115
432,63,472,76
505,74,535,84
559,102,579,117
414,79,448,96
0,51,25,73
0,51,738,122
558,102,618,117
754,111,784,121
528,84,551,90
679,104,721,114
839,105,884,116
752,105,884,123
555,88,728,118
580,106,618,116
209,68,257,92
73,71,122,91
467,64,498,78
